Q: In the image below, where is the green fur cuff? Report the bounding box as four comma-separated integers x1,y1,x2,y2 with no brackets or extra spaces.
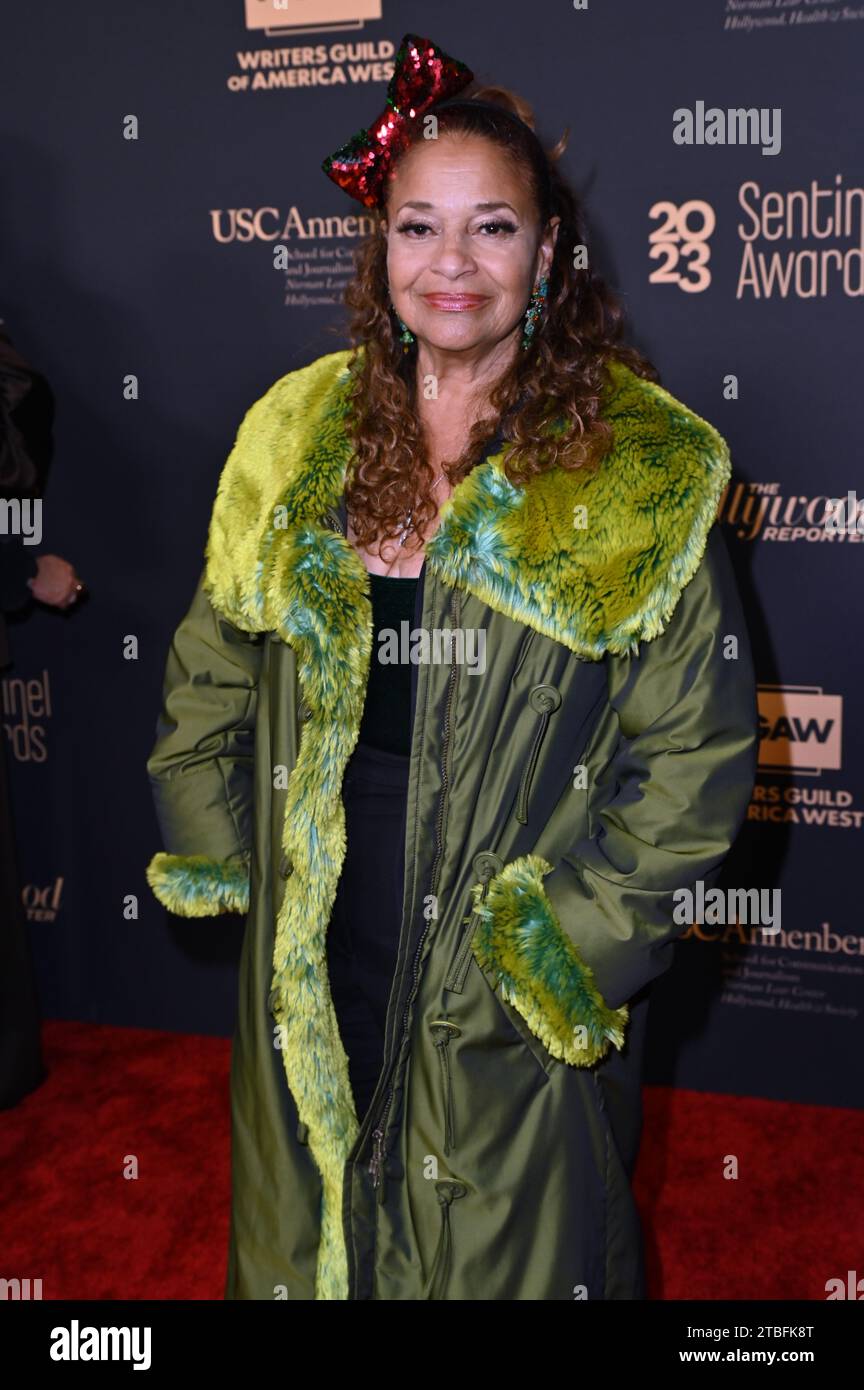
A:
470,853,628,1066
146,851,250,917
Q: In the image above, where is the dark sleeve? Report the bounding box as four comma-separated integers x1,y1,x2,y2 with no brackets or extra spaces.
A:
0,532,39,614
0,321,55,495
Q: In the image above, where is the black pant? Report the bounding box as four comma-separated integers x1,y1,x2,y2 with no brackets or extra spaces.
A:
326,739,411,1125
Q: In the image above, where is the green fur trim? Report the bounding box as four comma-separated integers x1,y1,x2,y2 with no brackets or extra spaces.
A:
424,360,731,658
146,851,250,917
470,854,628,1066
198,346,731,1297
204,347,732,664
206,351,370,1301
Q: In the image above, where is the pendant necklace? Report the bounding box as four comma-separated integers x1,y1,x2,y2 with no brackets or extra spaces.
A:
396,470,448,547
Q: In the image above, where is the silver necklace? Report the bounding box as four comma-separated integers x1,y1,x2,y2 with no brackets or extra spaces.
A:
396,470,447,547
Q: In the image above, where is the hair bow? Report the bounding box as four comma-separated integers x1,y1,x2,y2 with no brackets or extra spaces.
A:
321,33,474,209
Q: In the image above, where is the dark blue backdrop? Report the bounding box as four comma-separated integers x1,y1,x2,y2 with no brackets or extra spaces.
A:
3,0,861,1107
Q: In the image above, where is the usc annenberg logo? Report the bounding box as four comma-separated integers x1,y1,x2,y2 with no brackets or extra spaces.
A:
209,206,374,241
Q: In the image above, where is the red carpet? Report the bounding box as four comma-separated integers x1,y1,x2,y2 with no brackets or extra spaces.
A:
1,1020,860,1300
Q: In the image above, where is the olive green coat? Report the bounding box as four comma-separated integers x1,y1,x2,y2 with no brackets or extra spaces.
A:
145,348,758,1300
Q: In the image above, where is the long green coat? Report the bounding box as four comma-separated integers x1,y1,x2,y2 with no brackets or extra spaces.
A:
145,348,758,1300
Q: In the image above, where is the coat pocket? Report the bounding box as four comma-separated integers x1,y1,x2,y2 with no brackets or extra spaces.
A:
474,955,559,1080
442,851,559,1082
514,684,562,825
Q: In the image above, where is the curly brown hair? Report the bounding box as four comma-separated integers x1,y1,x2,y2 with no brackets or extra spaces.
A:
340,84,659,552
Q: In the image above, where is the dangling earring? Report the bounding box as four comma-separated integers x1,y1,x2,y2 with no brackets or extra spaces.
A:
389,299,415,352
521,274,549,350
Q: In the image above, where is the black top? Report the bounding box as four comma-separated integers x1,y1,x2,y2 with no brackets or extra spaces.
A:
357,568,422,756
353,415,512,757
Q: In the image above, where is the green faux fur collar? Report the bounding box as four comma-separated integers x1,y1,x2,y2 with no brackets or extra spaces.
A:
204,346,731,659
198,346,731,1302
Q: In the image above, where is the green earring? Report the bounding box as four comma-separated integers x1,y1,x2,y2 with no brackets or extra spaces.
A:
521,274,549,349
391,302,415,351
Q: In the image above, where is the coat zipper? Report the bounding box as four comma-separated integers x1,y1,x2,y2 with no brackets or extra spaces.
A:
428,1019,461,1154
368,585,463,1201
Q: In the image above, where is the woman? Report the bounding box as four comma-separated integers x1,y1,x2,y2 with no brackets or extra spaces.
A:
145,35,758,1301
1,323,83,1110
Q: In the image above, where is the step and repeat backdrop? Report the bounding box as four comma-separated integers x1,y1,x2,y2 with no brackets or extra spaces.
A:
3,1,861,1107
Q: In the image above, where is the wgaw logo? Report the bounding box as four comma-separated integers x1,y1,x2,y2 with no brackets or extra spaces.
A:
758,686,841,775
244,0,382,35
649,201,714,293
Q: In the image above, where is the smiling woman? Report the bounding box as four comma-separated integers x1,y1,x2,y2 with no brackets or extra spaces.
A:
338,74,661,578
146,32,759,1301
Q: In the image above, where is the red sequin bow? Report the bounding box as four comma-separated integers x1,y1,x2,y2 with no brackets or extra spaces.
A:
322,33,474,209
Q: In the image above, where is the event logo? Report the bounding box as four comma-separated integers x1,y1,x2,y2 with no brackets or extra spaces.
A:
757,685,841,774
229,5,392,92
649,175,864,299
649,200,714,292
22,877,64,923
724,0,864,35
718,479,863,544
208,208,373,308
738,175,863,298
683,919,863,957
244,0,381,35
753,687,861,829
209,207,374,242
1,669,51,761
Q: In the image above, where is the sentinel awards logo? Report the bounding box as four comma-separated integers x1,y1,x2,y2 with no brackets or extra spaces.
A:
650,174,864,298
2,669,51,761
